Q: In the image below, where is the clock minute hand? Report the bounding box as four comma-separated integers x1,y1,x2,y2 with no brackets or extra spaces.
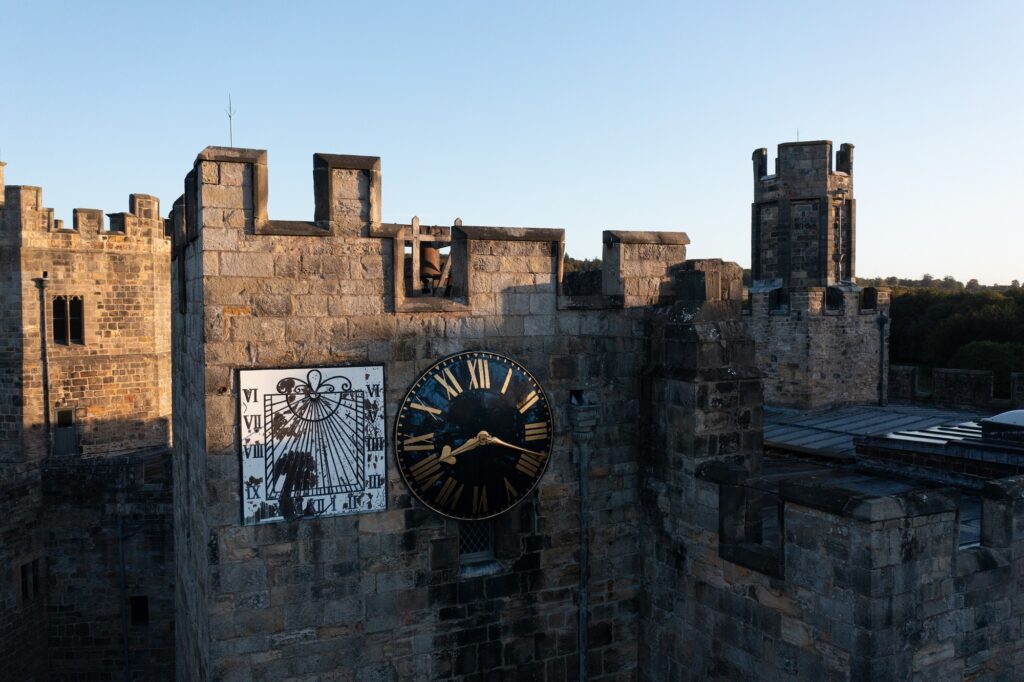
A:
481,434,545,458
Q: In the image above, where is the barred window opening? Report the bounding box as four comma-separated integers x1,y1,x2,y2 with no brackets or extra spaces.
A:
459,520,495,564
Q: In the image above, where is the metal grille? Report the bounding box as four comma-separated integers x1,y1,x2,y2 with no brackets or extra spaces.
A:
459,520,494,563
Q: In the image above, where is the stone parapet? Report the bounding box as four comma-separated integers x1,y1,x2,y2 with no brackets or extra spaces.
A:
933,368,994,409
602,230,689,308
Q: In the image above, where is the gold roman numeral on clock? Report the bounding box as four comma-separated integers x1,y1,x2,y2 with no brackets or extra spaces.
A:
401,432,434,452
500,368,513,395
433,367,463,400
472,486,489,515
408,454,442,489
410,401,442,419
517,390,540,414
516,451,546,478
436,477,464,510
524,421,549,442
467,358,491,390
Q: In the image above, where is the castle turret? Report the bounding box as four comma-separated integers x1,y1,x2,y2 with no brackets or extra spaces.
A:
751,141,855,288
748,141,888,409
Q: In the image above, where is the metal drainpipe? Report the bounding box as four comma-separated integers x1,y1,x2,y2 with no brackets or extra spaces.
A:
569,396,599,682
34,275,52,456
877,312,889,406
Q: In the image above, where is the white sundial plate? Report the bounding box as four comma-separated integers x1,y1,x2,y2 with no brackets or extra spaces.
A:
238,365,386,525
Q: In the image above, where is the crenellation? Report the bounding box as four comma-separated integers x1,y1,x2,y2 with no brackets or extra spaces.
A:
73,207,104,232
4,185,42,213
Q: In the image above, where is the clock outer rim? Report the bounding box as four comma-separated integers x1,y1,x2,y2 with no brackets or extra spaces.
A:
393,349,554,521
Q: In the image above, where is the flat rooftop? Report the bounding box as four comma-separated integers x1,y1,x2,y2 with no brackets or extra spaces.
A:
764,403,991,458
762,404,997,549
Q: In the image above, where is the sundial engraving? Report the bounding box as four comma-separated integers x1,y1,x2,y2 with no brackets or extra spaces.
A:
239,366,386,525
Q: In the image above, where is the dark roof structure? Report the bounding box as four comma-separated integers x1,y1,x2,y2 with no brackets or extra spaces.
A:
764,403,989,458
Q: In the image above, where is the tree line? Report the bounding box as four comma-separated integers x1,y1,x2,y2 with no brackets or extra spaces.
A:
868,276,1024,396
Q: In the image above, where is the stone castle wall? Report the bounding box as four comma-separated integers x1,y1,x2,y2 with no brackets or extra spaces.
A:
643,458,1024,680
171,147,686,680
0,463,47,681
5,139,1022,680
42,450,175,680
748,141,889,409
0,180,171,460
889,365,1024,410
0,165,174,680
748,286,890,409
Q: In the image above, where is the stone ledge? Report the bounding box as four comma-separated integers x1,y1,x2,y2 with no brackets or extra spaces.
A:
196,146,267,165
780,471,959,522
313,153,380,173
456,226,564,242
982,474,1024,501
253,220,328,236
720,542,782,578
603,230,690,246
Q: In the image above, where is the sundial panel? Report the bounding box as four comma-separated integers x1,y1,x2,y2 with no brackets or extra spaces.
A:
239,366,386,525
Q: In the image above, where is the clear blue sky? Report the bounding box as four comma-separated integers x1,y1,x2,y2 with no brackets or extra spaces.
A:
2,1,1021,283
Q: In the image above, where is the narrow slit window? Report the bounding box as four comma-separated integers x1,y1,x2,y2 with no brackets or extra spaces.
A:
130,596,149,627
860,287,878,311
52,297,68,344
825,286,844,311
69,297,84,343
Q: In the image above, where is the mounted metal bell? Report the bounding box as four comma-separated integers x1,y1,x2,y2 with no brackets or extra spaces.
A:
420,244,442,280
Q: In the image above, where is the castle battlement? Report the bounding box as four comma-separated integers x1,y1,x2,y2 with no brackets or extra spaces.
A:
0,161,171,464
754,140,854,191
1,172,168,242
170,148,692,323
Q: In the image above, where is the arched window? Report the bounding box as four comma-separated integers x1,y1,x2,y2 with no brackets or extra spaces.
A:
52,295,84,344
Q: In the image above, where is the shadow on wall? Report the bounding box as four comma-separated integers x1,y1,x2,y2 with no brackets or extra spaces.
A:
0,423,174,682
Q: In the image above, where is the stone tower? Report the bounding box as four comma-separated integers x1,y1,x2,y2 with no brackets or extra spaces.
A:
0,165,174,679
748,141,890,409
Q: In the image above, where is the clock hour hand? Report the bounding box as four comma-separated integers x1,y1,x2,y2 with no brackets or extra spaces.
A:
440,432,485,464
479,434,545,458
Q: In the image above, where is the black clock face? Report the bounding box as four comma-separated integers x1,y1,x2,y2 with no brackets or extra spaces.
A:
395,351,553,520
